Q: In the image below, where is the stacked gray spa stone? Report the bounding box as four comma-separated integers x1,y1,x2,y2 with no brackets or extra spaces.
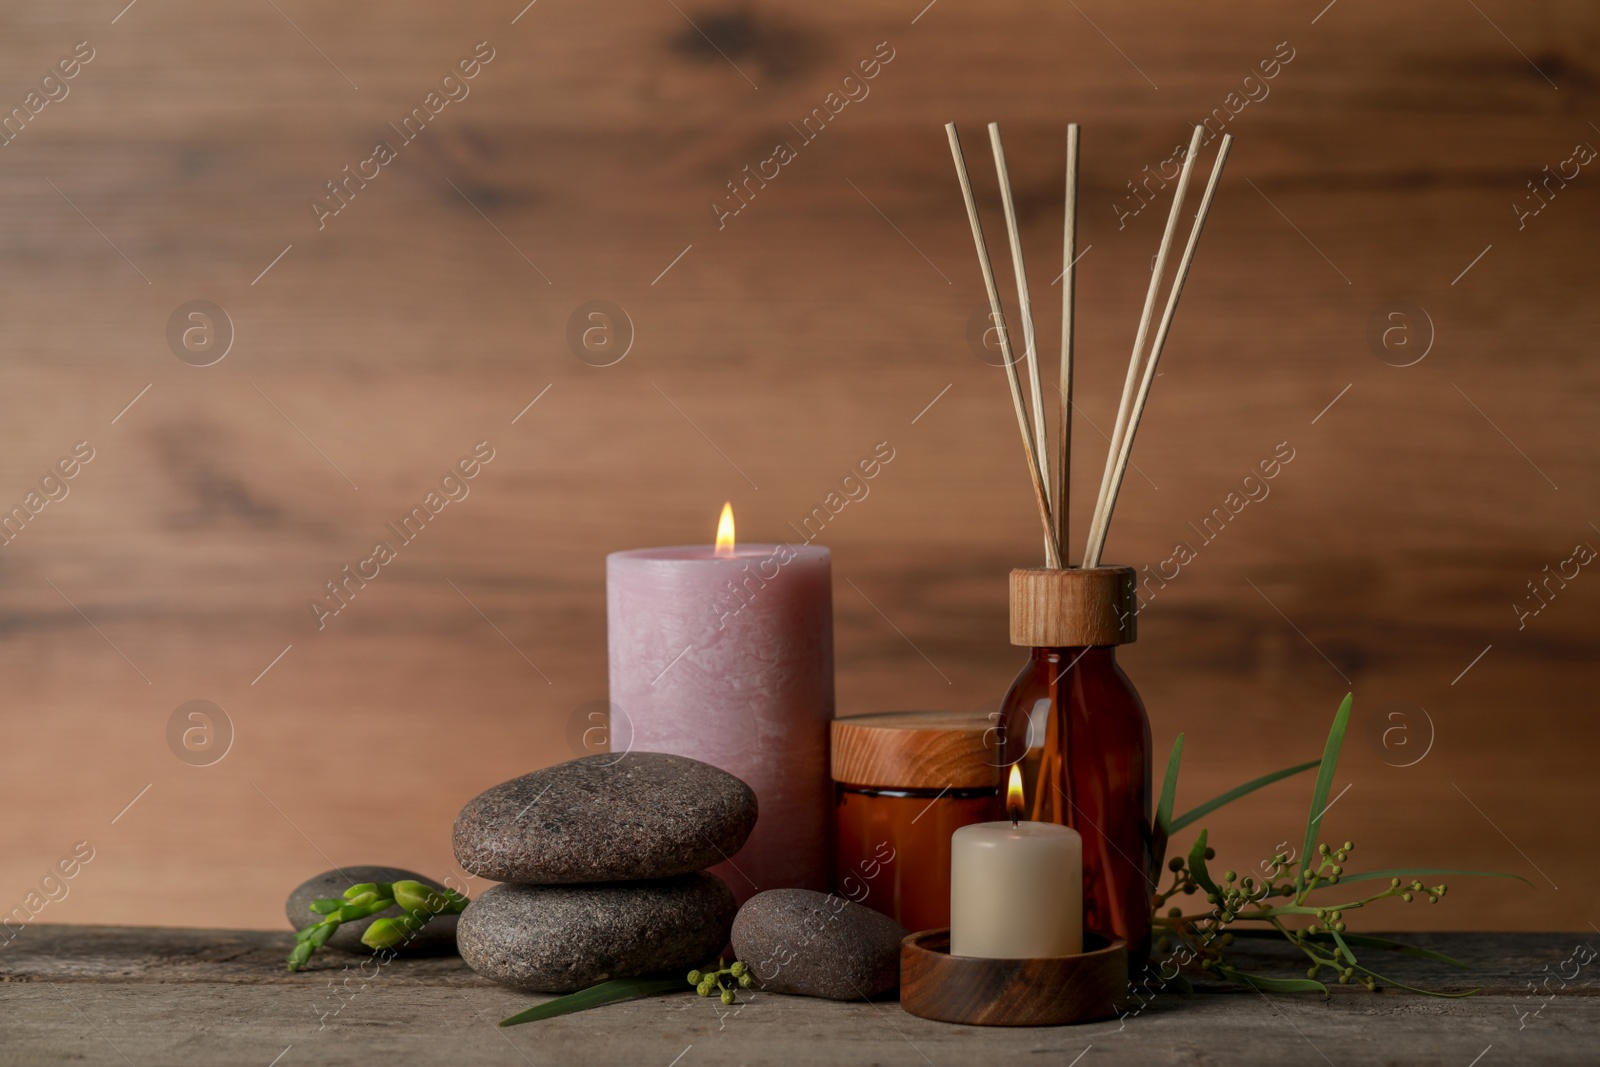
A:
452,752,755,993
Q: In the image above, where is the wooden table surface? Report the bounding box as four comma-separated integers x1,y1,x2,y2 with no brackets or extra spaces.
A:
1,926,1595,1065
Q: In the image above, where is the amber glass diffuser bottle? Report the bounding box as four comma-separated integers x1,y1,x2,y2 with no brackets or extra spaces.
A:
998,566,1153,967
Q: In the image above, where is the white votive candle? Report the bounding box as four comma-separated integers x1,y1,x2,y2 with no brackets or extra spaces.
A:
949,766,1082,958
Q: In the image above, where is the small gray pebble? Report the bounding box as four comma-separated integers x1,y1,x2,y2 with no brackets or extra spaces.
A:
452,752,757,884
457,872,736,993
285,865,458,956
731,888,907,1000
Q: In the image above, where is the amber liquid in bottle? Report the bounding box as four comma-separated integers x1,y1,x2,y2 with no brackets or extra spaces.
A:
998,646,1153,968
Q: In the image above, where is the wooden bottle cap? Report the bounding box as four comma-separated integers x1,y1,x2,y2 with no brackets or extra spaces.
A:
830,711,999,790
1009,566,1137,647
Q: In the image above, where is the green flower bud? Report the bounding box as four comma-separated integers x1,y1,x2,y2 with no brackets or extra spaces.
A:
393,881,450,916
1224,870,1236,883
337,896,396,923
696,981,714,997
1390,877,1402,888
1167,907,1182,919
361,917,414,951
1168,857,1184,872
720,989,735,1006
308,898,343,915
1342,841,1353,851
738,974,753,989
687,970,702,984
1402,892,1414,903
729,961,747,977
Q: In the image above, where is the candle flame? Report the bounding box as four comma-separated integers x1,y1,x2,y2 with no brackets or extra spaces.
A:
1007,763,1024,825
715,502,735,557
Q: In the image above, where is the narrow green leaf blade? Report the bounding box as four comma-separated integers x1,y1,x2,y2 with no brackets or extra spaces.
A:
1215,965,1327,995
499,976,685,1026
1155,734,1184,836
1299,693,1353,889
1161,969,1194,995
1151,734,1184,874
1226,929,1466,968
1356,966,1480,998
1187,830,1219,895
1330,928,1358,965
1333,868,1533,887
1315,932,1467,968
1170,759,1319,834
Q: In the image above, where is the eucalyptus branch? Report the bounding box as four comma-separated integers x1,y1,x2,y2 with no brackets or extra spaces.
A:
1147,694,1528,996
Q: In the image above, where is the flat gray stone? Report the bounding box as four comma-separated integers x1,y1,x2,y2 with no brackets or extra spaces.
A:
456,872,736,993
732,888,906,1000
452,752,757,883
285,865,458,956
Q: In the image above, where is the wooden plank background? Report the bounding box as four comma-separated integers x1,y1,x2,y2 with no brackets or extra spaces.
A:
0,0,1594,935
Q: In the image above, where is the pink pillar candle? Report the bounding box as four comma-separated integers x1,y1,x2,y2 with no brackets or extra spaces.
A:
607,538,834,901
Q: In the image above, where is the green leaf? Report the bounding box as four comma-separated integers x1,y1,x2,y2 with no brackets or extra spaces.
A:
1314,932,1467,968
1215,965,1327,995
1356,966,1480,998
1299,693,1353,890
1156,734,1184,836
1230,928,1470,969
499,976,686,1026
1187,830,1219,896
1169,760,1319,834
308,898,342,915
1333,868,1533,887
1157,969,1193,995
1330,928,1357,965
1151,734,1184,872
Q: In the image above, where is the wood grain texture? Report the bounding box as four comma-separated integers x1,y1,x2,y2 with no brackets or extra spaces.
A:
0,927,1597,1065
1010,565,1137,645
900,928,1128,1026
830,710,996,788
0,0,1594,937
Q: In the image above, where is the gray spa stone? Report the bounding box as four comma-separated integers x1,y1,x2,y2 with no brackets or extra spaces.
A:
731,888,907,1000
285,865,458,956
456,873,737,993
452,752,757,883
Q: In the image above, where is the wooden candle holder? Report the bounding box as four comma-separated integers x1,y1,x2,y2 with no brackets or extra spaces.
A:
900,929,1127,1026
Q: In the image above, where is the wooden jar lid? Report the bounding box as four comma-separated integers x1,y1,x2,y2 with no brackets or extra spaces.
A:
1009,566,1137,647
831,711,999,790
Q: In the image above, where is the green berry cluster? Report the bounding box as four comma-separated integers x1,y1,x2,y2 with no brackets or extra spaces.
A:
288,880,469,972
687,959,754,1006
